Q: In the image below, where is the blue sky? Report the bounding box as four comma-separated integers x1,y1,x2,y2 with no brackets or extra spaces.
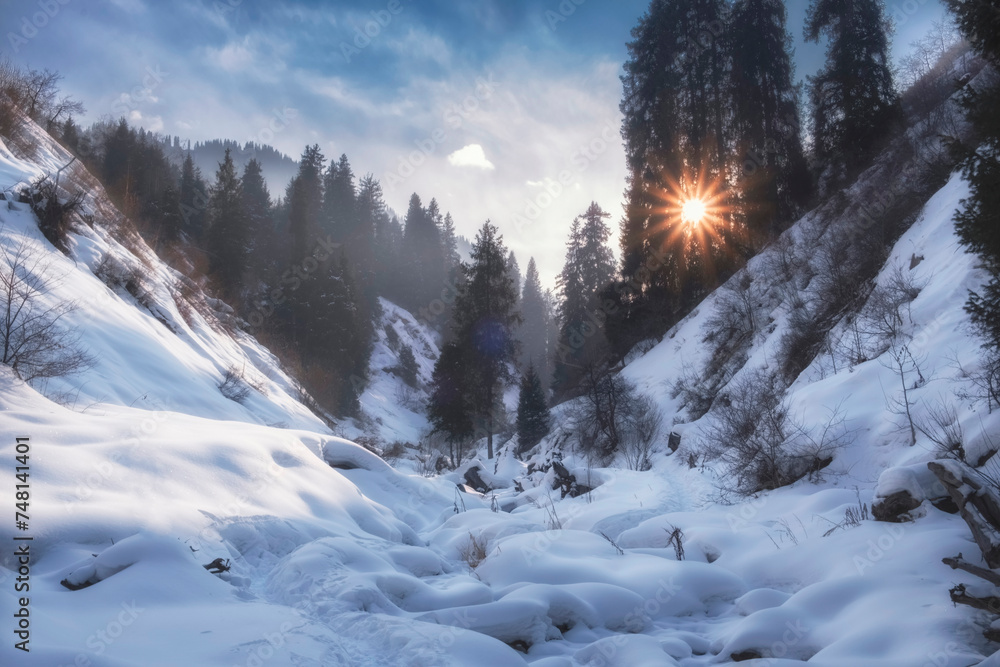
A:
4,0,949,286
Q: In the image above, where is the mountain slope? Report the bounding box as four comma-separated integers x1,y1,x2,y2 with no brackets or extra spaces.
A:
1,62,999,666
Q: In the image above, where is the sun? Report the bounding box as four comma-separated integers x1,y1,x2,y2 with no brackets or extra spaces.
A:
681,198,707,226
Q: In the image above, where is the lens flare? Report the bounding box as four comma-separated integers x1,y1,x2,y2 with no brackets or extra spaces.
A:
681,198,707,226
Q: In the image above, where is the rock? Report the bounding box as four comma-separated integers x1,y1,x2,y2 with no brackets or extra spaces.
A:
872,464,954,522
464,465,491,494
551,460,592,499
731,650,763,661
668,431,682,453
872,489,922,522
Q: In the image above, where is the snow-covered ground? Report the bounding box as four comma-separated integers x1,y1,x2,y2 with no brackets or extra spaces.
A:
0,111,998,666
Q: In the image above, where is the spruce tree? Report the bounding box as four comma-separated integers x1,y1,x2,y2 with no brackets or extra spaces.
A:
520,258,549,378
323,154,356,244
61,116,79,153
945,0,1000,349
428,340,475,464
447,221,521,458
153,184,183,244
357,174,396,297
943,0,1000,67
506,251,522,304
206,148,247,295
805,0,901,174
554,203,616,394
401,193,445,311
179,152,208,239
102,118,134,196
618,0,737,353
516,364,551,455
288,144,325,260
441,213,461,274
729,0,810,242
241,159,273,283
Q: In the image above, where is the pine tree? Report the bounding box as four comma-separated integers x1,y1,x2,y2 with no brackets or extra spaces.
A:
520,258,549,378
179,152,208,239
206,148,247,294
61,116,79,153
289,249,373,416
943,0,1000,67
554,203,616,394
398,344,419,387
102,118,134,197
729,0,810,242
618,0,737,354
945,0,1000,349
241,159,273,283
428,340,475,463
289,144,325,260
516,364,551,455
441,213,461,274
152,184,183,244
805,0,901,174
447,221,522,458
506,251,522,304
357,174,396,297
323,154,356,244
401,193,446,311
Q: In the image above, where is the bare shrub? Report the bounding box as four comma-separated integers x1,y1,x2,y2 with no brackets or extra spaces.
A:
218,365,251,403
702,369,853,498
822,491,870,536
879,343,927,446
459,532,489,569
0,60,27,141
704,270,764,354
916,398,965,459
671,361,722,420
24,174,85,252
664,525,685,561
0,232,92,381
394,382,424,412
570,365,664,467
620,392,663,471
697,269,767,403
842,263,926,365
0,60,84,154
381,441,410,463
953,350,1000,414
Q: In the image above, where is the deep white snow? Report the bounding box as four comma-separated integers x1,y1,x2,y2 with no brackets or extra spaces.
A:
0,106,998,667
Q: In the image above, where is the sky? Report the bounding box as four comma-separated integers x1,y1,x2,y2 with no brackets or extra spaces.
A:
3,0,950,288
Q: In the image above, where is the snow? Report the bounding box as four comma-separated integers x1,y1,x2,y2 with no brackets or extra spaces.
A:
1,101,999,665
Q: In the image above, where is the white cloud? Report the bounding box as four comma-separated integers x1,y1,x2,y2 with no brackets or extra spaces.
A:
447,144,495,170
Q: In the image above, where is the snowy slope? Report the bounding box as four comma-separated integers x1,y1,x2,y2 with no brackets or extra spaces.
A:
0,84,998,666
355,298,440,447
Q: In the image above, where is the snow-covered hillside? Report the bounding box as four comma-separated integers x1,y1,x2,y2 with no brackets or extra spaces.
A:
1,87,999,667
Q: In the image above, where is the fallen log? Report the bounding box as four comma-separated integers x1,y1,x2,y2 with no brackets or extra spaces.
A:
950,584,1000,614
942,554,1000,587
929,461,1000,568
